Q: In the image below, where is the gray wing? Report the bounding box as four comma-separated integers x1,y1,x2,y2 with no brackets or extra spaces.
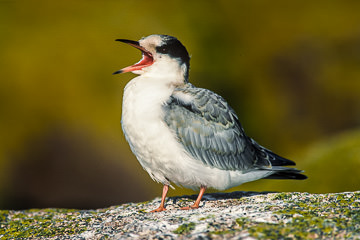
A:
162,84,276,171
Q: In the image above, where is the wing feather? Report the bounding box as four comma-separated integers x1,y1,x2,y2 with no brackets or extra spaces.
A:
163,84,269,171
162,84,300,172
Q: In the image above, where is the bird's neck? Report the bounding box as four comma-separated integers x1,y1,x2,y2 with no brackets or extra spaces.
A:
122,60,189,119
122,75,178,111
140,60,189,85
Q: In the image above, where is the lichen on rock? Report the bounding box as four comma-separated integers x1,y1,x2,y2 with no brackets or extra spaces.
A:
1,191,359,239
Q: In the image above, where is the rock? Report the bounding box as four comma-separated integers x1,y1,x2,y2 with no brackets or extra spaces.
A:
1,191,359,239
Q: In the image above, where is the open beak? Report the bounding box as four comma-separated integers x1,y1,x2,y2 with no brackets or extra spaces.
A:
113,39,154,74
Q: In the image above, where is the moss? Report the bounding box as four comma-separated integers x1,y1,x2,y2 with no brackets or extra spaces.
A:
272,192,293,200
235,217,249,227
0,208,92,239
206,192,360,239
173,222,196,234
1,192,359,239
0,210,9,223
211,229,236,235
261,192,360,239
198,214,215,221
137,209,147,214
136,200,150,206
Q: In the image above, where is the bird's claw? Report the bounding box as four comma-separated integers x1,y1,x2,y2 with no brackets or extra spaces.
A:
150,207,167,212
180,205,199,210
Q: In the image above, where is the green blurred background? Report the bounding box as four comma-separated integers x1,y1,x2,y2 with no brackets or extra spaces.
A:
0,0,359,209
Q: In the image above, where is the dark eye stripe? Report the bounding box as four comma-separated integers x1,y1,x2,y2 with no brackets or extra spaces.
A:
156,38,190,64
156,46,168,53
154,35,191,80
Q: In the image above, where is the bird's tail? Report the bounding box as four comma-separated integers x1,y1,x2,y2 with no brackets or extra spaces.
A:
264,166,308,180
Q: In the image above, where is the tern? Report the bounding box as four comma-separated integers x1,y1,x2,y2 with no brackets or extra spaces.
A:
113,34,307,212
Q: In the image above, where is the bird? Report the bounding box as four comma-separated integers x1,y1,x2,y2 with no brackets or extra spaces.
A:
113,34,307,212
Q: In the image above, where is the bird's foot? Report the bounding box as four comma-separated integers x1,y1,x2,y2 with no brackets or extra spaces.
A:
180,204,199,210
150,206,167,212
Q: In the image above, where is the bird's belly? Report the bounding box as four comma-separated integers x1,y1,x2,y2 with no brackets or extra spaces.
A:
122,106,272,189
122,111,195,185
123,112,271,190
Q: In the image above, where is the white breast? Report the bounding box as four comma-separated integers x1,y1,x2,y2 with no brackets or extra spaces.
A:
121,76,181,185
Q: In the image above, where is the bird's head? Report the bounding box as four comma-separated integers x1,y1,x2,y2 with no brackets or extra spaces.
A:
113,35,190,83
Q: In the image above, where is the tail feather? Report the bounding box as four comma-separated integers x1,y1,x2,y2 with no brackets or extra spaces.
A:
267,150,296,166
251,138,296,166
250,138,307,180
265,166,307,180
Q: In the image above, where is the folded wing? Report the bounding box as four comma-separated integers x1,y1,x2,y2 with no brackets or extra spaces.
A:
163,84,296,172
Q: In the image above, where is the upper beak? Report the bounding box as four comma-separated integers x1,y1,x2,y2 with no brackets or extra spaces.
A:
113,39,154,75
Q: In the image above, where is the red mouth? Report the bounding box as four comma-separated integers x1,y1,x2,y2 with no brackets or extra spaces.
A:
113,39,154,74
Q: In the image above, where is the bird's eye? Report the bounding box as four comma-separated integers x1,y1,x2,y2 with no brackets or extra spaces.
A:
157,46,168,54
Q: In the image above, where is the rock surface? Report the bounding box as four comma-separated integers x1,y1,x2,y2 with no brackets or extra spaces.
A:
1,191,359,239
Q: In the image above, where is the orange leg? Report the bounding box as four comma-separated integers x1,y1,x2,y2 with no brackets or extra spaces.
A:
181,186,207,210
150,185,169,212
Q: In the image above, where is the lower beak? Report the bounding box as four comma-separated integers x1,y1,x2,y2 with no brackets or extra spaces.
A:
113,39,154,74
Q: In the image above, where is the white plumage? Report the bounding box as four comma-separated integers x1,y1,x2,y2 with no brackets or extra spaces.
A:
114,34,306,212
